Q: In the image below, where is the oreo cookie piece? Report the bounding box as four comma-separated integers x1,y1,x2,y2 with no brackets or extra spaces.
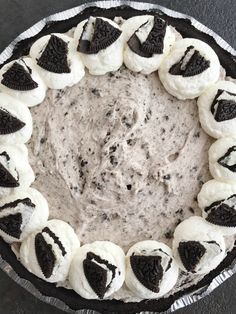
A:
78,17,122,54
169,46,210,77
128,16,167,58
35,232,56,278
0,107,25,135
83,252,117,299
218,146,236,172
1,61,38,91
178,241,206,272
130,255,163,293
42,227,67,256
210,89,236,122
37,35,70,74
0,212,22,239
204,195,236,227
0,152,19,188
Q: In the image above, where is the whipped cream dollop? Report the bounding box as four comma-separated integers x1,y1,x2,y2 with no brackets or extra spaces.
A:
198,179,236,235
20,219,80,283
0,57,47,107
159,38,221,99
125,240,179,299
209,137,236,183
173,216,226,274
0,92,32,144
0,144,34,197
198,80,236,138
30,33,85,89
74,17,123,75
69,241,125,299
0,187,48,243
122,15,176,74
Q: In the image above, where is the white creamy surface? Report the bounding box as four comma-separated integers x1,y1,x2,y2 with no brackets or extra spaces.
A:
28,66,212,252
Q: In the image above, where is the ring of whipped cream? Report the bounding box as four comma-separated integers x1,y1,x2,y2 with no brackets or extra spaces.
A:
0,14,235,301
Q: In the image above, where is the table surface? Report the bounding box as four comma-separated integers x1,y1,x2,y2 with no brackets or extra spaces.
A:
0,0,236,313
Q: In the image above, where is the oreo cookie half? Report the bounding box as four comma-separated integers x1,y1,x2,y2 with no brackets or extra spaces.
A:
218,146,236,172
0,212,22,239
0,107,25,135
35,232,56,279
83,252,117,299
210,89,236,122
1,62,38,91
78,17,122,54
178,241,206,272
0,152,19,188
128,16,167,58
130,255,163,293
37,35,71,74
169,46,210,77
204,195,236,227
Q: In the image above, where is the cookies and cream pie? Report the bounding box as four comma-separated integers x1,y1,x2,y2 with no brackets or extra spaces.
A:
0,4,236,313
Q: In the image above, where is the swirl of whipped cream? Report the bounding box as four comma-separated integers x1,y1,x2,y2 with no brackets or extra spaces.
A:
209,137,236,183
173,216,226,274
74,17,124,75
198,179,236,235
0,187,49,243
0,92,32,144
20,219,80,283
30,33,85,89
0,144,34,197
125,240,179,299
198,80,236,138
69,241,125,299
159,38,221,100
122,15,176,74
0,57,47,107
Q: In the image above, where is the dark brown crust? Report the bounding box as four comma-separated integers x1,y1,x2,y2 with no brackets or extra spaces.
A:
0,5,236,314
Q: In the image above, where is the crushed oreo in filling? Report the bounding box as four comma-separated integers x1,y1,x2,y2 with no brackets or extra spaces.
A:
0,107,25,135
0,212,22,239
37,35,71,74
0,151,19,188
83,252,117,299
218,146,236,172
178,241,206,272
128,16,167,58
35,232,56,278
169,46,210,77
130,255,164,293
42,227,66,256
78,17,122,54
1,61,38,91
204,195,236,227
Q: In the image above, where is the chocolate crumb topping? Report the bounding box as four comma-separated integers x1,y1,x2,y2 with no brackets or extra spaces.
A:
83,252,117,299
0,107,25,135
37,35,70,74
35,232,56,278
1,62,38,91
178,241,206,272
130,255,164,293
78,18,121,54
169,46,210,77
0,212,22,238
205,195,236,227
